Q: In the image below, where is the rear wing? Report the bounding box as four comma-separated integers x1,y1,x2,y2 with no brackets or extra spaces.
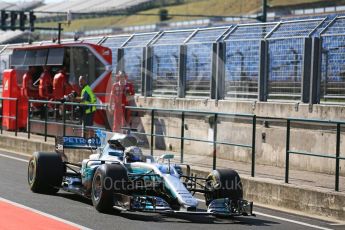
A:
55,136,101,159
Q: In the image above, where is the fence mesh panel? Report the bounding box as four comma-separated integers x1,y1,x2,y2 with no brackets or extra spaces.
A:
100,35,131,73
187,27,229,44
322,17,345,35
227,23,277,40
320,17,345,100
153,30,194,46
224,24,276,99
123,47,143,94
186,43,212,97
124,33,157,47
0,47,13,85
269,19,323,38
150,31,194,96
151,45,180,96
265,19,324,100
225,40,260,99
122,33,158,94
184,28,229,98
267,38,304,99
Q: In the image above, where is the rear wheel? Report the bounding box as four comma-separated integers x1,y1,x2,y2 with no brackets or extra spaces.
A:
91,164,128,213
28,152,64,194
204,169,243,206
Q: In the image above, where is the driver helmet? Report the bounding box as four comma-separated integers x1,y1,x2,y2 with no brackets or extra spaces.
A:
124,146,144,163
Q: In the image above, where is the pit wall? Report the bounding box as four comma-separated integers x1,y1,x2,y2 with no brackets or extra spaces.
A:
133,97,345,176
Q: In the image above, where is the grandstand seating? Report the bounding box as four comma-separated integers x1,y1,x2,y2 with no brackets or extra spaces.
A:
0,1,42,11
35,0,152,13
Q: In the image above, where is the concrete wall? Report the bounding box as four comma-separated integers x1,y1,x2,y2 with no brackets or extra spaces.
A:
191,168,345,221
133,97,345,176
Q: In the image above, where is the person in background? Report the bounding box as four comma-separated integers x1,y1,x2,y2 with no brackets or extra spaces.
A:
109,70,135,132
74,75,96,137
53,66,73,100
22,66,38,98
38,66,53,99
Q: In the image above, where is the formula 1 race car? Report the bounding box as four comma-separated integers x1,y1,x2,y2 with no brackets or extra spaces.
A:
27,132,254,217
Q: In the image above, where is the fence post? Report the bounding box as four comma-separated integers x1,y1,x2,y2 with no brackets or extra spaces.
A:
302,37,312,103
150,109,155,156
216,42,226,100
145,46,153,97
310,37,321,104
44,103,48,142
259,40,268,101
285,119,291,183
117,48,124,72
15,99,19,136
211,42,218,99
27,100,31,139
213,113,218,170
178,45,187,98
180,111,185,163
62,104,66,136
82,113,86,138
141,47,147,96
335,123,340,191
0,99,3,134
251,115,256,177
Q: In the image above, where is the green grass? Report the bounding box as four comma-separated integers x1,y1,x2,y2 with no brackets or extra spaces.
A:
36,0,338,32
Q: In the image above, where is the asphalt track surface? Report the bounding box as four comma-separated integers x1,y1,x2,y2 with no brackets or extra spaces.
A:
0,150,344,230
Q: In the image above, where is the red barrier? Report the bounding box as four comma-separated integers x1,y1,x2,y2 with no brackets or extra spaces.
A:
2,69,28,130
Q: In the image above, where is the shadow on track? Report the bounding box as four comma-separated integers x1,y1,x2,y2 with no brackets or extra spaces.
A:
103,211,279,226
56,191,279,227
57,192,92,206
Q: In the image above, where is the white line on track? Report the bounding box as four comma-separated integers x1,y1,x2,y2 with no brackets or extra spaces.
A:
0,152,28,162
0,197,92,230
195,199,333,230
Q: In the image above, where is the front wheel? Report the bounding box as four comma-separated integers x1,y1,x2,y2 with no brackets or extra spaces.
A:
204,169,243,206
28,152,64,194
91,164,128,213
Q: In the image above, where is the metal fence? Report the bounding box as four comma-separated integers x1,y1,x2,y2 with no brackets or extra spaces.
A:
0,98,344,191
3,15,345,102
0,97,18,136
125,106,344,192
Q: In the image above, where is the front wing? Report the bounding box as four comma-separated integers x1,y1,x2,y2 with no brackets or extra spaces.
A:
113,193,254,217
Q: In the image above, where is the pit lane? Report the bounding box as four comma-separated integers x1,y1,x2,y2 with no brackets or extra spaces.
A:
0,150,342,230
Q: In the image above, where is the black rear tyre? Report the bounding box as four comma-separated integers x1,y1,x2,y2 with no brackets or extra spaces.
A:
28,152,64,194
91,164,128,213
204,169,243,206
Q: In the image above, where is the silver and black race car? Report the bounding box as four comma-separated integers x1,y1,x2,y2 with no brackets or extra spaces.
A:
27,132,254,217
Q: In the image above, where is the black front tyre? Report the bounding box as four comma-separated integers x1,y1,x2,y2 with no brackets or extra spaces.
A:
91,164,128,213
204,169,243,206
28,152,64,194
